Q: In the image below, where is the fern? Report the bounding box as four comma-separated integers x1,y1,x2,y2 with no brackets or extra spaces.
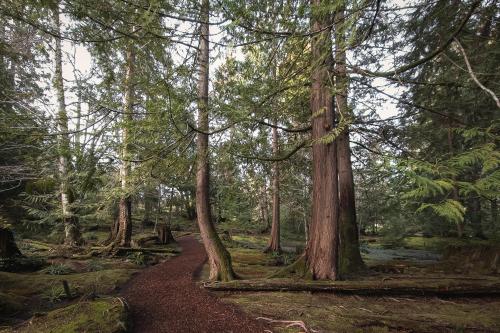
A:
416,199,466,224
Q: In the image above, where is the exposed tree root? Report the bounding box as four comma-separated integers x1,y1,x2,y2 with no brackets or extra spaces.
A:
268,254,312,279
257,316,318,333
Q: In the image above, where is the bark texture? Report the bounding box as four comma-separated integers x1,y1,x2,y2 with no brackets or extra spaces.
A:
334,6,365,275
195,0,236,281
306,0,339,280
53,3,82,246
265,123,281,253
115,39,135,247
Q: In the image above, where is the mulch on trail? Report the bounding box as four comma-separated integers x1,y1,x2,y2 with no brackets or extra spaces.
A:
121,236,269,333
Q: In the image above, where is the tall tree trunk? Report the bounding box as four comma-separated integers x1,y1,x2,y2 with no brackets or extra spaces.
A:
334,5,365,275
195,0,236,281
115,40,135,247
265,122,281,253
53,3,82,246
306,0,339,280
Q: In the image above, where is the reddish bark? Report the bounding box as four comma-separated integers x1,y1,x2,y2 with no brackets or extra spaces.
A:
305,0,339,280
265,123,281,253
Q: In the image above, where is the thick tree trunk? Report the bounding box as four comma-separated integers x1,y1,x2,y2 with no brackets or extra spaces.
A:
0,227,21,258
334,6,365,276
115,40,135,247
305,0,339,280
265,123,281,253
53,3,82,246
195,0,236,282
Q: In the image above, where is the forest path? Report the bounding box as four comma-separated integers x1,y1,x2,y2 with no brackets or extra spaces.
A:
121,236,268,333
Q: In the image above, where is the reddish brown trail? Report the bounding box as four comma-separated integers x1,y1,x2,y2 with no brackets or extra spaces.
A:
121,236,268,333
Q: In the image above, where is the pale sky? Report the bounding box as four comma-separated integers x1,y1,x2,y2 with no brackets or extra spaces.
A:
55,3,407,135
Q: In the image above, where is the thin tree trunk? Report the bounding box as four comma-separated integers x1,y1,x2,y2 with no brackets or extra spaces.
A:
167,188,174,226
265,122,281,253
491,198,498,228
447,122,464,238
334,5,365,276
195,0,236,281
469,197,486,239
306,0,339,280
258,181,270,232
142,183,156,229
115,40,135,247
53,3,82,246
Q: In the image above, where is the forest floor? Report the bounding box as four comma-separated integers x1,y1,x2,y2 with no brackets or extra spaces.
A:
1,225,500,333
206,233,500,333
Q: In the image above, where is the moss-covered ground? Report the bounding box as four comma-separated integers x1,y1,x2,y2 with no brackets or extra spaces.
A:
208,233,500,333
0,224,183,332
1,297,128,333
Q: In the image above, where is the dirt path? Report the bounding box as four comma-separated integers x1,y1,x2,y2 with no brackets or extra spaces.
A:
121,236,268,333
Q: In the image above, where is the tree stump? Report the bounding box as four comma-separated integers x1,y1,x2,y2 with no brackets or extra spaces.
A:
157,224,175,244
0,227,22,258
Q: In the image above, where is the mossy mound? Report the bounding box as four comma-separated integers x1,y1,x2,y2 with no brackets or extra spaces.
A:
0,292,28,316
443,244,500,274
0,257,46,272
1,298,128,333
0,269,137,298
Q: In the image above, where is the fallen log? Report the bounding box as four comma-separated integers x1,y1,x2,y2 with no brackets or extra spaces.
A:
90,246,180,255
203,278,500,297
134,235,160,247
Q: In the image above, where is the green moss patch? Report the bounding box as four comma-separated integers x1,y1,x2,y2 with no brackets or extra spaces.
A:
0,292,28,316
0,269,137,298
1,298,128,333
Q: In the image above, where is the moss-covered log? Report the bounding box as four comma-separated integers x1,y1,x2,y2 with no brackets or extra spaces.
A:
443,244,500,274
203,277,500,297
90,246,180,255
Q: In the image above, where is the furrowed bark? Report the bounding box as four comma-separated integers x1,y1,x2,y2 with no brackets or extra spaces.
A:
53,2,82,246
306,0,339,280
334,4,365,275
265,121,281,253
195,0,236,282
